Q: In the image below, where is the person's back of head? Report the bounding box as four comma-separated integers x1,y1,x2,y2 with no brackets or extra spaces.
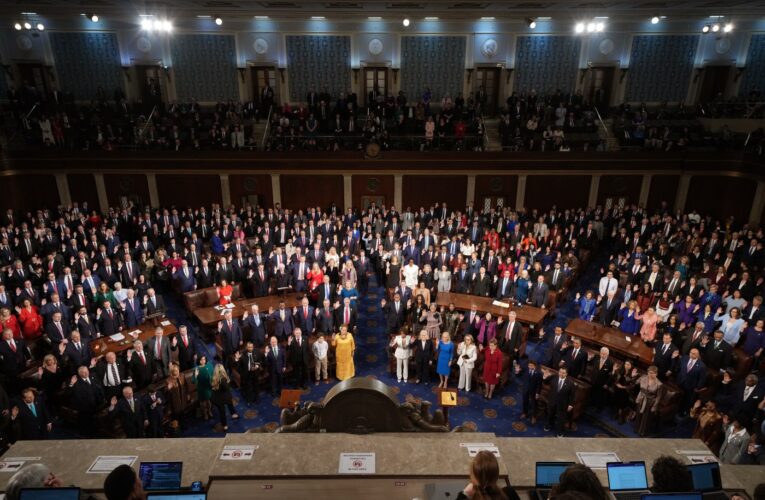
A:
470,450,508,500
753,483,765,500
651,456,693,492
551,464,607,500
104,464,145,500
553,491,598,500
6,464,51,500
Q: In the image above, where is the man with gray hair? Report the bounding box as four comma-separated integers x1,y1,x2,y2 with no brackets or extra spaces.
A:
588,347,613,412
5,464,61,500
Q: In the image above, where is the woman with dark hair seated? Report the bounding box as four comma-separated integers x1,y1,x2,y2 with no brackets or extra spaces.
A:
456,450,520,500
650,455,694,492
550,464,608,500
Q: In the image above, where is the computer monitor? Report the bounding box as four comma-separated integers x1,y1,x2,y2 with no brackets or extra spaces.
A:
139,462,183,491
607,462,649,491
19,487,81,500
146,494,207,500
641,494,702,500
687,462,723,492
535,462,575,487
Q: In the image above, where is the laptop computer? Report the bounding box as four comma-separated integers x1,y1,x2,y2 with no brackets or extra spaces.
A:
607,461,651,500
146,494,207,500
533,461,575,500
642,494,703,500
19,487,81,500
688,462,728,500
139,461,184,491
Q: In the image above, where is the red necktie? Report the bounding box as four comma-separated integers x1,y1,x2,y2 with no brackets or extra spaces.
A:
304,307,308,319
9,341,16,352
345,307,350,324
182,335,188,347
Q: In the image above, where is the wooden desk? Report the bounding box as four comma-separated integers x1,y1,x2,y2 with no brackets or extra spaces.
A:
435,292,547,328
193,293,301,327
565,318,653,367
90,320,179,356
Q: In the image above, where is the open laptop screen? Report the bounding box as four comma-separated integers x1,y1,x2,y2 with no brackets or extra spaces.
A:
607,462,648,491
535,462,575,487
139,462,183,491
687,462,722,492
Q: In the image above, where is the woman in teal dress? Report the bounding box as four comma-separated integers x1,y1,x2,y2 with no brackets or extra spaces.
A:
192,355,214,421
94,282,118,309
340,280,359,308
436,332,454,389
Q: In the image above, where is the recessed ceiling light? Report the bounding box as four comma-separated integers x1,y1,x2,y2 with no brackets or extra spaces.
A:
425,16,438,20
14,22,22,30
651,16,659,24
403,18,410,26
575,22,584,33
481,16,495,20
197,15,211,18
368,16,382,20
21,12,37,15
254,15,269,19
311,16,325,19
23,22,31,30
712,23,720,31
215,16,223,25
36,23,44,30
723,23,733,32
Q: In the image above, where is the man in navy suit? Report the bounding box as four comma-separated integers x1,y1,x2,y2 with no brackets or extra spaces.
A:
495,270,515,300
294,297,316,336
382,294,408,335
540,326,568,368
107,385,147,438
316,299,335,335
11,388,51,440
122,289,143,328
270,301,295,341
40,292,71,325
677,348,707,414
59,330,91,376
561,337,587,378
520,359,543,423
173,261,196,293
265,335,286,396
219,311,243,369
290,256,309,293
544,366,576,437
44,311,70,346
242,304,268,348
412,330,433,384
97,301,123,336
461,305,482,337
80,270,101,299
354,251,372,292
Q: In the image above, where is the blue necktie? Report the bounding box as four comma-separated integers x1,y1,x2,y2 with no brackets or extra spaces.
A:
29,403,37,417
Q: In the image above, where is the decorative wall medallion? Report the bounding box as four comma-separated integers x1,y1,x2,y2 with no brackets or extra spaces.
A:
243,177,257,192
368,38,383,56
599,38,615,55
118,177,135,193
254,38,269,55
16,34,33,51
366,177,380,192
481,38,498,58
489,176,503,193
715,38,731,55
136,36,151,53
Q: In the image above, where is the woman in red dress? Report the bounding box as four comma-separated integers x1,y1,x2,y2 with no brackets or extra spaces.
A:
17,299,43,340
217,279,234,306
482,338,504,400
0,308,21,340
306,262,325,291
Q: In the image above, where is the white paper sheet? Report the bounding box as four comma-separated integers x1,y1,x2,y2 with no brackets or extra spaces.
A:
339,453,376,474
86,455,137,473
109,333,125,342
576,452,620,469
0,461,25,473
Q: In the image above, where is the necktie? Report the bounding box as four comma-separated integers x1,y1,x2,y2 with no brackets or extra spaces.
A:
155,340,161,360
662,344,668,354
687,360,694,371
182,335,188,347
345,307,350,324
110,364,120,385
304,307,308,319
558,379,563,390
29,403,37,417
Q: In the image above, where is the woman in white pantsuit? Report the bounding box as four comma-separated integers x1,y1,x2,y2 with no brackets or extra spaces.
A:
457,334,478,392
390,330,413,383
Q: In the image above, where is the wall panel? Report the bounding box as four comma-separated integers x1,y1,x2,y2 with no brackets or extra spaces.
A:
687,175,755,222
67,174,99,209
280,175,343,210
156,174,222,208
0,175,59,212
524,175,590,211
514,36,581,95
474,175,518,209
400,36,466,103
229,175,273,209
49,32,123,99
402,175,467,209
170,34,238,101
646,175,680,212
286,36,351,102
104,174,150,208
351,175,394,209
625,35,698,102
597,175,642,206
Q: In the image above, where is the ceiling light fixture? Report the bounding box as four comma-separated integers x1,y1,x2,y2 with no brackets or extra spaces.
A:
13,22,21,30
425,16,438,20
711,23,720,32
481,16,495,20
23,22,31,30
215,16,223,25
368,16,382,20
575,22,585,33
36,23,44,30
702,24,710,33
723,23,733,32
526,18,536,28
403,18,410,26
254,15,269,19
651,16,659,24
311,16,325,19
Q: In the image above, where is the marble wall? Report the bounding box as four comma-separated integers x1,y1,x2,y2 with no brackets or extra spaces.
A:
400,36,467,101
285,35,351,101
513,35,581,95
625,35,699,102
170,34,238,101
48,31,123,99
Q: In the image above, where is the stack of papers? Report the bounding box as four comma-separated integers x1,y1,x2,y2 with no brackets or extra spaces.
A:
109,333,125,342
492,300,510,308
160,320,171,326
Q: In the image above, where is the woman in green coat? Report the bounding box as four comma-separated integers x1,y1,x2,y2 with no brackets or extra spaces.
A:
193,355,214,420
94,282,118,310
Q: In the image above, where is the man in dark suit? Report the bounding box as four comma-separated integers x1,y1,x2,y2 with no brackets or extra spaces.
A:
45,311,71,346
146,327,171,379
122,289,143,328
412,330,433,384
520,359,543,423
235,341,262,404
495,270,515,300
680,322,707,355
68,366,105,436
11,388,51,440
76,307,99,340
271,301,295,341
219,311,243,369
59,331,91,376
743,296,763,325
142,388,165,438
294,297,316,336
729,374,762,425
196,261,215,289
242,305,268,347
170,325,197,371
265,335,286,396
174,261,197,293
546,262,566,292
471,267,492,297
381,294,408,335
599,291,620,326
119,256,139,287
96,352,128,401
108,386,146,438
701,330,733,371
144,288,166,316
653,332,679,380
0,329,31,395
97,301,123,337
561,337,587,378
288,328,311,389
315,299,336,336
497,311,523,361
127,340,152,390
540,326,568,368
315,276,336,305
677,348,707,414
529,275,550,308
544,366,575,437
588,347,614,411
455,264,472,294
334,297,358,332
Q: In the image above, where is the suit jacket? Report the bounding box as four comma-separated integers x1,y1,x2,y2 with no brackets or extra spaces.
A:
97,308,123,336
13,400,50,440
316,307,336,335
288,337,311,367
729,382,763,423
383,301,408,332
242,314,268,347
719,425,750,464
547,375,576,414
60,341,92,373
174,268,196,293
96,360,128,387
316,283,336,305
122,297,144,328
677,356,707,391
495,277,515,300
145,295,166,316
145,336,171,372
220,319,243,354
599,298,620,326
120,262,139,286
110,397,146,438
529,282,550,307
472,275,493,297
498,321,523,355
45,321,71,345
196,268,215,289
0,339,30,376
703,339,733,370
521,368,544,397
653,342,679,377
413,338,434,362
270,309,295,339
266,346,286,376
561,347,587,378
294,306,316,334
77,315,99,340
70,376,104,416
589,356,614,387
334,305,358,331
128,351,153,388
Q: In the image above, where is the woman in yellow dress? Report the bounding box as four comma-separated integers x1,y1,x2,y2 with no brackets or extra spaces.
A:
332,325,356,381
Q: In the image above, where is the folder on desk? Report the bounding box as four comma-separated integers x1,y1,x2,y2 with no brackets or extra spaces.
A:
440,391,458,406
